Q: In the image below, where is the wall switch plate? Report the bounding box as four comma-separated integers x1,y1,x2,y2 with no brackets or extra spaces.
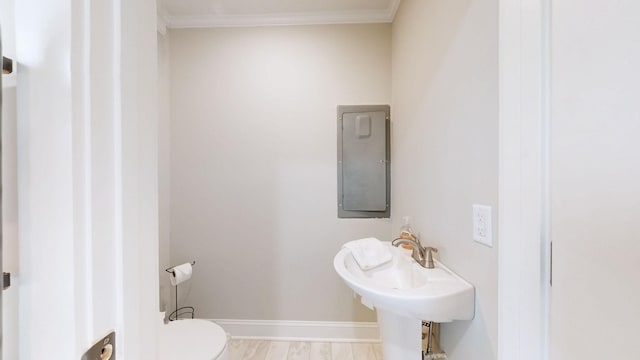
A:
473,204,493,247
82,331,115,360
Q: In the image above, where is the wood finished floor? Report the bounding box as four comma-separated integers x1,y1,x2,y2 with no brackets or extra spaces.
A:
228,339,383,360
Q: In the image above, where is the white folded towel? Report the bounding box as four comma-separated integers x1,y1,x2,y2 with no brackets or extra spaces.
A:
343,237,392,270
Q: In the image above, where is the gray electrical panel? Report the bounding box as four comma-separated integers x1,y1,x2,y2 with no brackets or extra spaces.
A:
337,105,390,218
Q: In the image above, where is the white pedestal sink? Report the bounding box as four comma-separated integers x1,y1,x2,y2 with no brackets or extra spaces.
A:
333,242,474,360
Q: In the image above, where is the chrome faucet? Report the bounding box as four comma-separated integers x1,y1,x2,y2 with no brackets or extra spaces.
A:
391,237,438,269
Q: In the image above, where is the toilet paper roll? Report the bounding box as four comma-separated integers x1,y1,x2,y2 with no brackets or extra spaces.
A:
169,263,192,286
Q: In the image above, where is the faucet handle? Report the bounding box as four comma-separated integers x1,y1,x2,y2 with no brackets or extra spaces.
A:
413,235,422,246
424,247,438,269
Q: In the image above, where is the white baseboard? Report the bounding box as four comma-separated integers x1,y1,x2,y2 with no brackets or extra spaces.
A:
209,319,380,343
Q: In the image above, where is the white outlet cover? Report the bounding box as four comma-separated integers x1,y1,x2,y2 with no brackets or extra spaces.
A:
473,204,493,247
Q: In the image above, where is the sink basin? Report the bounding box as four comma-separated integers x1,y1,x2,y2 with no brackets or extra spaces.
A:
334,242,475,322
334,242,475,359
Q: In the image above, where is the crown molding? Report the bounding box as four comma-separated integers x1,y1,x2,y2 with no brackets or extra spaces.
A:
157,7,169,35
165,0,402,29
388,0,402,21
157,15,168,35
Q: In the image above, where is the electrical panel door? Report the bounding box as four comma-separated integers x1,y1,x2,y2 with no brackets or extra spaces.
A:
337,105,390,218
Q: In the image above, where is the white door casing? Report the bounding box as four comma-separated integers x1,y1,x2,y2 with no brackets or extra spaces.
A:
1,5,19,357
498,0,551,359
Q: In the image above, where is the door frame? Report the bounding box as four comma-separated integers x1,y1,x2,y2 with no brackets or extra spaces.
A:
497,0,551,359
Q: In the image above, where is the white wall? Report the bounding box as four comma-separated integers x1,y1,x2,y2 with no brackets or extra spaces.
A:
168,24,391,322
391,1,498,359
550,0,640,358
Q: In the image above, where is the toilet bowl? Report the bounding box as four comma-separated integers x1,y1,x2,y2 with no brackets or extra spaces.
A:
159,319,229,360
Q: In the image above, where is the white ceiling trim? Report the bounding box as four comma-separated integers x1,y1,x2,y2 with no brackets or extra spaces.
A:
157,10,169,35
163,0,401,28
388,0,401,21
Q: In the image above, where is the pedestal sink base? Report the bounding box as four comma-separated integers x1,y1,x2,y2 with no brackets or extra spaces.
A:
377,309,422,360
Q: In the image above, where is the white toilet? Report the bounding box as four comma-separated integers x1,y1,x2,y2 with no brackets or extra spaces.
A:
159,319,229,360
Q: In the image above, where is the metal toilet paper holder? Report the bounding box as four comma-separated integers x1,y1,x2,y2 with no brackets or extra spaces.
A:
166,261,196,321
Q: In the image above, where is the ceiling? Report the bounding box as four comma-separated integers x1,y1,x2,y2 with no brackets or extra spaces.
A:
159,0,401,29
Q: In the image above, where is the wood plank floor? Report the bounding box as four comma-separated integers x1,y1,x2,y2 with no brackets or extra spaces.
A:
228,340,383,360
